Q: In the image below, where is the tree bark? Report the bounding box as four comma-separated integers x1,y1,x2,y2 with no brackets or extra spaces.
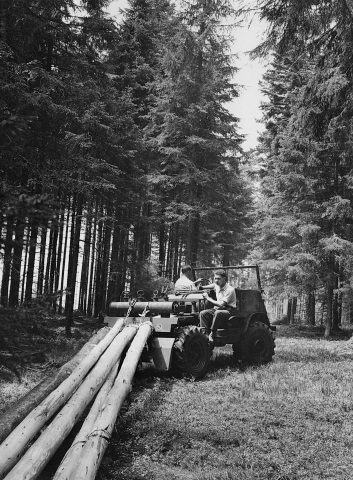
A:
332,274,340,332
106,208,122,310
37,227,47,295
325,272,334,338
49,220,59,296
287,297,292,324
158,221,166,277
58,197,71,313
93,202,104,317
24,224,38,303
8,219,25,306
305,291,316,326
289,297,298,325
0,216,13,306
87,201,98,317
65,194,83,336
20,227,29,303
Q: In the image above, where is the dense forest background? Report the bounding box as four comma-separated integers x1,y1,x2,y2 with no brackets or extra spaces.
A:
1,0,353,337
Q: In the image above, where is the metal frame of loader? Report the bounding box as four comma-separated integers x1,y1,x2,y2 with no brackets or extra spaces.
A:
104,265,276,379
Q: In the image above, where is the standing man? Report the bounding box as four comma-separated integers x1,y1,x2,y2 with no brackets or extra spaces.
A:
174,265,203,291
200,269,237,342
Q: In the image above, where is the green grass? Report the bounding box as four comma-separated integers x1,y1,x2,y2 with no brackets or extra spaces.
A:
99,329,353,480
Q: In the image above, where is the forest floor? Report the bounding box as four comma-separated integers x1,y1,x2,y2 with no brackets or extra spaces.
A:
1,312,353,479
0,303,99,414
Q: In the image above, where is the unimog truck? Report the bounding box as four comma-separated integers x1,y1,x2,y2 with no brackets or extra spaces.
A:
104,265,276,379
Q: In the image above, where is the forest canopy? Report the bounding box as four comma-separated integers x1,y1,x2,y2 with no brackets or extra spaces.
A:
0,0,252,327
2,0,353,337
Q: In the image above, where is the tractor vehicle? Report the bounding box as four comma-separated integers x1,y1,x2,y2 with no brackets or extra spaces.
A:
104,265,276,379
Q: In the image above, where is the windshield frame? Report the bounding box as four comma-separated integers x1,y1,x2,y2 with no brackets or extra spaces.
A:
194,265,262,291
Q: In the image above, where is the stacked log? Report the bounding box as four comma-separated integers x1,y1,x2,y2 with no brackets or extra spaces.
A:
52,359,122,480
0,327,110,444
56,321,153,480
0,320,153,480
0,318,125,479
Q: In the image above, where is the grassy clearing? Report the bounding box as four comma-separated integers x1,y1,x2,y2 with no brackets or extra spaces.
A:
100,327,353,480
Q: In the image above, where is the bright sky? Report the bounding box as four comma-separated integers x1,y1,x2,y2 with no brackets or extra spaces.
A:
231,21,268,150
105,1,268,150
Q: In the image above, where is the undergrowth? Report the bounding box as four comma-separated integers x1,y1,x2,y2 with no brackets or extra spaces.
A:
0,302,98,414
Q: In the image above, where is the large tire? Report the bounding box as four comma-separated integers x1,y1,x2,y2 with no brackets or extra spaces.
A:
240,321,275,364
172,326,211,379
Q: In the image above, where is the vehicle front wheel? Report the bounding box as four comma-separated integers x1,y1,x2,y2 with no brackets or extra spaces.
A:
171,326,211,379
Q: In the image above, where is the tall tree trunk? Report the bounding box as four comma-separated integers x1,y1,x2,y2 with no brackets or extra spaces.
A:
54,206,65,311
158,221,166,277
185,211,200,267
325,272,334,338
20,227,29,303
290,297,297,324
87,201,98,318
44,228,54,294
37,228,47,295
59,198,71,313
0,217,14,306
116,226,128,299
332,274,340,332
305,291,316,326
97,205,112,317
79,209,92,315
166,226,173,279
8,220,25,306
222,243,230,267
287,297,292,324
136,202,151,263
64,195,77,316
106,207,122,311
25,224,38,303
65,194,83,337
172,223,179,282
93,202,104,318
49,220,59,297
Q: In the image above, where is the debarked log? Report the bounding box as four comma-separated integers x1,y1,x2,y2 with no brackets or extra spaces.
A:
0,318,125,479
72,321,153,480
52,358,121,480
3,324,138,480
0,327,110,445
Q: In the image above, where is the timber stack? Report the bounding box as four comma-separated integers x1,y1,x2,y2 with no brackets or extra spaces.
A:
0,320,153,480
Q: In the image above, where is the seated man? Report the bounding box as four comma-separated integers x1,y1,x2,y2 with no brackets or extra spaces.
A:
174,265,203,291
200,269,237,342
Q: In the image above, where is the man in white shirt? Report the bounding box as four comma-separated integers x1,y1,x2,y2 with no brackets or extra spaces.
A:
200,269,237,342
174,265,203,291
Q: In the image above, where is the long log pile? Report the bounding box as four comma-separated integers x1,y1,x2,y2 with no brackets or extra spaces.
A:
0,320,153,480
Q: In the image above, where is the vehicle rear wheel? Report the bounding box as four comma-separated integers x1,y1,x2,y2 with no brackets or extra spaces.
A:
232,342,241,361
240,321,275,364
172,326,211,379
